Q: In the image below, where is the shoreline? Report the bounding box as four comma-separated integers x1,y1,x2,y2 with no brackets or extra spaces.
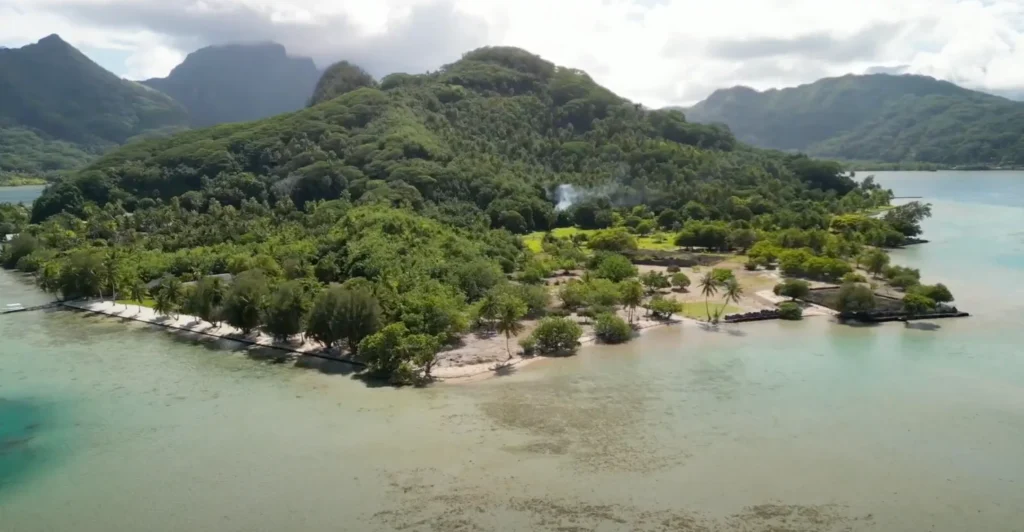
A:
58,299,703,384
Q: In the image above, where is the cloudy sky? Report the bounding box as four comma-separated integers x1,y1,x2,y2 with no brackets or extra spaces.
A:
2,0,1023,106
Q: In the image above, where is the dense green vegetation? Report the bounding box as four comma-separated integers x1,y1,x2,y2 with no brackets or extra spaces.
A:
687,74,1024,166
143,43,321,127
3,46,937,383
0,35,189,176
309,61,377,107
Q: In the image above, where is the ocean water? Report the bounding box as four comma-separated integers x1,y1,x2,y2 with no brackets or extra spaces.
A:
0,186,45,205
1,171,1023,531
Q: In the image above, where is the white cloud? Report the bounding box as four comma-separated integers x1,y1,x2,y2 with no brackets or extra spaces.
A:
1,0,1023,105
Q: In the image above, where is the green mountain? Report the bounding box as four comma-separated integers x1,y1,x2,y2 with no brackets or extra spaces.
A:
686,74,1024,166
143,42,321,127
34,46,857,225
0,34,189,176
309,61,377,107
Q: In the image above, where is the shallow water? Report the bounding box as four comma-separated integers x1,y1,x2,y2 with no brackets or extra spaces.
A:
1,171,1023,531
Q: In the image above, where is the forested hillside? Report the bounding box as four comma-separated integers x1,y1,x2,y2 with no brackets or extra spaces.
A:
686,74,1024,166
10,47,919,383
143,43,321,127
0,35,189,176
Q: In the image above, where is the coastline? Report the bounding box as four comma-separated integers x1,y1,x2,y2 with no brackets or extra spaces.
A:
58,299,701,384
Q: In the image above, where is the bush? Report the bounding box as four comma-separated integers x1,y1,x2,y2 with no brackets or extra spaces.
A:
518,335,537,356
595,313,632,344
836,283,877,315
557,279,589,310
743,259,758,271
647,295,683,320
593,253,637,282
587,228,637,252
889,273,920,290
528,317,583,354
666,265,681,273
778,301,803,320
910,283,954,303
774,278,810,300
548,307,572,318
711,268,735,284
670,272,691,291
902,293,936,315
841,272,867,283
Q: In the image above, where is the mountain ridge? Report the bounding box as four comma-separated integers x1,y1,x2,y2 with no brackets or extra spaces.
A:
685,73,1024,166
142,42,321,127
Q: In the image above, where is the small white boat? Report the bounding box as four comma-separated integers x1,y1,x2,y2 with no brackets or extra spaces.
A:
4,303,25,312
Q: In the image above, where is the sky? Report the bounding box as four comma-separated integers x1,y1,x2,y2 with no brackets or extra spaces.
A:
2,0,1023,106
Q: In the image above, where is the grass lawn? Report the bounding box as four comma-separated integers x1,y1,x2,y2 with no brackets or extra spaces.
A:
523,227,679,253
680,301,742,321
115,298,156,309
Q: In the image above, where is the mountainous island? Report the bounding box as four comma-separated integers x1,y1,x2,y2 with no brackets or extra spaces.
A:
686,73,1024,167
1,36,322,183
143,42,321,127
1,46,953,384
0,35,189,178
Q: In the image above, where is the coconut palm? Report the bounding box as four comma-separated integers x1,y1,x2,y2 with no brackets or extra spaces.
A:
721,279,744,324
699,272,719,321
495,295,527,360
129,278,147,314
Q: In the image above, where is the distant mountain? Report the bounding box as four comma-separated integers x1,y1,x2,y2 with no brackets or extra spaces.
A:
0,34,189,175
143,43,320,127
686,74,1024,166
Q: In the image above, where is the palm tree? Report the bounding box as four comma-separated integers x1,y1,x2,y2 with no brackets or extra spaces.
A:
619,280,644,325
721,279,744,324
699,272,719,321
129,279,147,314
495,296,527,360
102,249,120,303
723,279,744,308
153,276,184,319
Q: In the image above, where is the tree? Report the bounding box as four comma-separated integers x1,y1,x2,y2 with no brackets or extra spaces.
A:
184,276,227,325
585,278,621,309
670,272,691,291
883,201,932,238
774,278,810,300
698,272,719,321
454,259,504,301
727,228,757,252
101,249,123,302
495,295,527,359
153,275,183,318
835,283,877,315
639,271,670,294
37,260,63,299
862,249,890,277
558,279,590,311
305,286,382,352
220,270,270,335
128,278,148,311
618,279,644,325
528,317,583,355
910,283,954,304
595,313,632,344
647,295,683,320
722,279,744,308
902,293,935,316
263,280,311,341
587,228,638,252
593,254,637,282
358,323,440,383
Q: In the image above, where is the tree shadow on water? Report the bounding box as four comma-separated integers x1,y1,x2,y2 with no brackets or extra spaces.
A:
904,322,941,332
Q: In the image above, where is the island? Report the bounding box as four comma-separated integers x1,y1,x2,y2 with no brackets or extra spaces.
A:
0,47,958,385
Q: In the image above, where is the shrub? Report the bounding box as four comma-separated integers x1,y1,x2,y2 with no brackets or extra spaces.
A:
889,273,920,290
902,293,936,315
666,265,681,273
593,253,637,282
910,283,954,303
528,317,583,355
518,335,537,356
647,295,683,320
743,259,758,271
836,283,877,315
711,268,735,284
841,272,867,283
778,302,803,320
774,278,810,300
548,307,572,318
587,228,638,252
670,272,691,291
595,313,632,344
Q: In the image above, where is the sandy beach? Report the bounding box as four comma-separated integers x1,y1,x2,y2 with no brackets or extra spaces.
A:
62,299,695,383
